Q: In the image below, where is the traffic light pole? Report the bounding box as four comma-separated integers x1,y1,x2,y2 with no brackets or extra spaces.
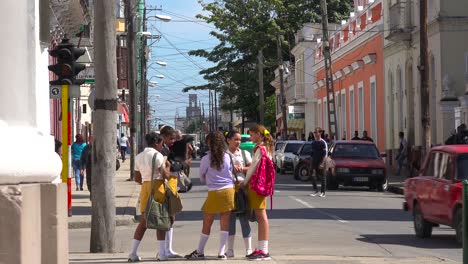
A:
61,84,72,217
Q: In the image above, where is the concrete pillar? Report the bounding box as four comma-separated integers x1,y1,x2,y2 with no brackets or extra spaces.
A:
0,185,41,264
440,100,459,142
0,0,65,263
41,183,68,264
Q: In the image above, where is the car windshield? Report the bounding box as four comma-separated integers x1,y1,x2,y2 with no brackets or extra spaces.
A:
332,143,379,158
457,154,468,180
284,143,303,153
275,143,284,151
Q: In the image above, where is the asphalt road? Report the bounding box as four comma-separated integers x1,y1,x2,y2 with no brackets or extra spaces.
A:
69,160,462,263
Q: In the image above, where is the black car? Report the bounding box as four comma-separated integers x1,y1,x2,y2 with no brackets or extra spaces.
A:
293,142,314,181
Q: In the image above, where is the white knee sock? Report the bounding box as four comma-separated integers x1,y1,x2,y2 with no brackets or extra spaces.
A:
197,234,210,255
130,239,141,256
165,228,176,254
227,235,235,251
158,240,166,257
258,240,268,254
218,231,229,256
244,236,252,255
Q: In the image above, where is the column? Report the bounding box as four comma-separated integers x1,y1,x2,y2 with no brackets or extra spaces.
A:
440,100,459,142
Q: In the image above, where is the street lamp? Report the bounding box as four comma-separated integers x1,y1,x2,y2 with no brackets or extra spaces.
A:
147,14,172,22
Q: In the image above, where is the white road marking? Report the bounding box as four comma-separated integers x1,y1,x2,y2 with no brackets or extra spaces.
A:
289,196,349,223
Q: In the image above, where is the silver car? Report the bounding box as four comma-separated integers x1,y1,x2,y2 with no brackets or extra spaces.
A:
274,140,305,174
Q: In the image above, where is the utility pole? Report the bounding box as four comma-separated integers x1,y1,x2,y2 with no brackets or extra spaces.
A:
258,49,265,124
320,0,338,138
214,89,218,130
91,0,117,253
276,34,288,139
125,0,137,180
419,0,431,155
140,4,148,138
208,89,213,132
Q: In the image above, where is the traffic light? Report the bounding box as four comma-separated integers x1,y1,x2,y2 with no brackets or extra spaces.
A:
48,38,86,85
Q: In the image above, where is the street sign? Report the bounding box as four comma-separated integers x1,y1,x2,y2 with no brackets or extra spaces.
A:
77,66,95,83
49,85,81,99
50,85,61,99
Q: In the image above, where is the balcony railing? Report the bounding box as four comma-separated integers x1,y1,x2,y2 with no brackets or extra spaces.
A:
387,1,412,42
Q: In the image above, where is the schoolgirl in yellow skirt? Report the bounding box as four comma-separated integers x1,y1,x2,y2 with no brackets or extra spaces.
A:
159,125,183,259
241,124,275,261
185,131,235,260
128,132,171,262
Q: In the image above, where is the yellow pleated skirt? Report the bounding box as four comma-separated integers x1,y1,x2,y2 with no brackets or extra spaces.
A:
202,187,235,214
248,186,267,210
139,176,179,213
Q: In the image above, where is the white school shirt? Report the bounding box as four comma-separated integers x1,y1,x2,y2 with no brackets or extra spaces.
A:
227,148,252,181
135,147,164,182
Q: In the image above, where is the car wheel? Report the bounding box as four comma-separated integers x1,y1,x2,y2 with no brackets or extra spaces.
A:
413,203,432,238
377,178,388,192
297,163,311,182
455,208,463,246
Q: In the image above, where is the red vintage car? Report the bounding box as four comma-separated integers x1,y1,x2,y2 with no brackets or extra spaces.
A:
403,145,468,244
326,140,387,191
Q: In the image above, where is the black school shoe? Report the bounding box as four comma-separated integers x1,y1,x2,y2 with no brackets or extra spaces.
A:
184,250,205,260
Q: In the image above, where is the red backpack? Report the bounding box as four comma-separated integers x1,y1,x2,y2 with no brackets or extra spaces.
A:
250,145,276,198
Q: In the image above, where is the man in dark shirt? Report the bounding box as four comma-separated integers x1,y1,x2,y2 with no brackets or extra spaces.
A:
361,130,374,142
351,130,360,140
310,128,327,197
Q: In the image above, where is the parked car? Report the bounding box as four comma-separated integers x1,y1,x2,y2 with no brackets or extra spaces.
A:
239,134,255,155
403,145,468,245
273,140,285,164
327,140,387,191
292,142,313,181
274,140,305,174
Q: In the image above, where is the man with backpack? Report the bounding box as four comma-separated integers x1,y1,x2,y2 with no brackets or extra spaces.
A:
310,128,327,197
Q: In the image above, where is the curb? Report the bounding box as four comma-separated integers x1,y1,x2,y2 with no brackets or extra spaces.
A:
68,215,137,229
387,184,404,195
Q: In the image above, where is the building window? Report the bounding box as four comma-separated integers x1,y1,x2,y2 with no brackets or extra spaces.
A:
370,76,377,142
336,92,341,138
318,100,322,128
358,82,364,133
341,91,347,139
324,98,328,132
350,86,355,137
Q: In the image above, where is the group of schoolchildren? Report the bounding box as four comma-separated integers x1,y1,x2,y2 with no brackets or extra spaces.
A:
128,124,274,262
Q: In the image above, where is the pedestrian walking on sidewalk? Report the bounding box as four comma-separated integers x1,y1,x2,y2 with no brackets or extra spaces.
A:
127,132,172,262
71,134,86,191
309,128,327,197
118,133,130,162
185,131,235,260
396,131,408,176
225,130,253,258
80,135,93,197
240,124,275,261
159,125,183,258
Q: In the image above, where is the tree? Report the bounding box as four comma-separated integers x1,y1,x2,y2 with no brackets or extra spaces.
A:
184,0,353,122
90,0,117,253
264,94,276,132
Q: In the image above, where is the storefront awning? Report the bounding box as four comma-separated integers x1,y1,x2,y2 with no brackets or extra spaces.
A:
288,119,305,131
118,103,129,124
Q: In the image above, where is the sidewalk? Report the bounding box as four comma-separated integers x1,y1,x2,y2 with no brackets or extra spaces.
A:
68,158,140,229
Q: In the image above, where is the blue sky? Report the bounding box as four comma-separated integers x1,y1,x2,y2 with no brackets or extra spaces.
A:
145,0,217,128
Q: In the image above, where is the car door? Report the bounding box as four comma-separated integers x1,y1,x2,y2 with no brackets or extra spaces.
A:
430,152,455,224
417,151,439,222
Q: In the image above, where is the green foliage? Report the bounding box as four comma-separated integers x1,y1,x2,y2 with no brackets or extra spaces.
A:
184,0,353,123
264,94,277,133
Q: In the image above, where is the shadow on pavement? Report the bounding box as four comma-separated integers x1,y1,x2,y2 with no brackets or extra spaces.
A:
72,206,136,216
173,207,411,222
357,233,460,249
